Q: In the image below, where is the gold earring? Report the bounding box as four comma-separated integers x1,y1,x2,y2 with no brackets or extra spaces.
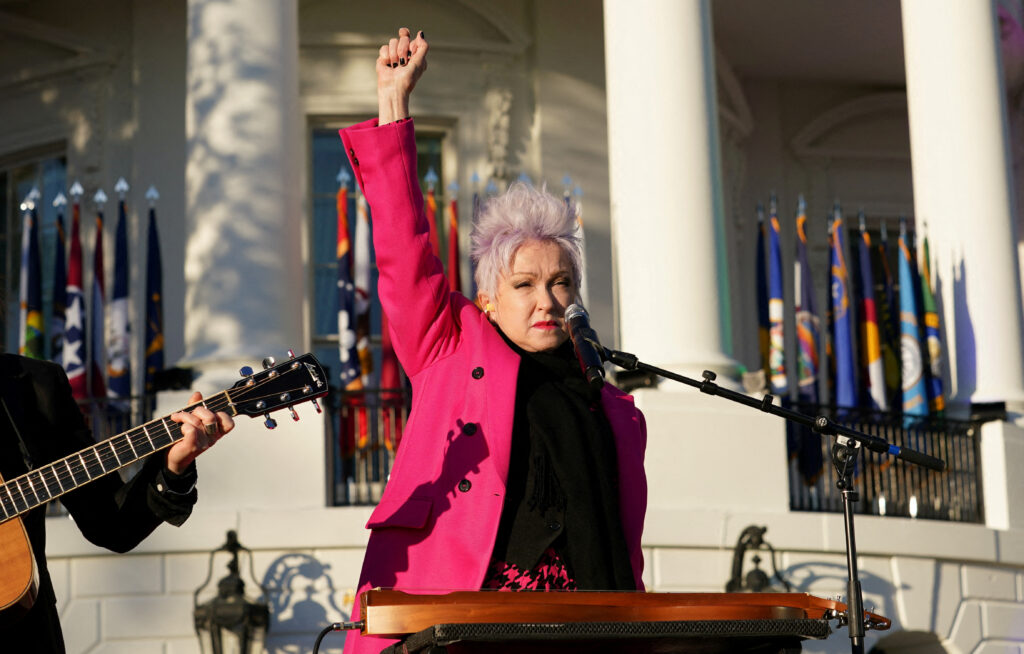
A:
485,303,495,312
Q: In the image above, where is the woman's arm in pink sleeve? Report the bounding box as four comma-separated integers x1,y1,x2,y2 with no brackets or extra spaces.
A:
340,119,459,376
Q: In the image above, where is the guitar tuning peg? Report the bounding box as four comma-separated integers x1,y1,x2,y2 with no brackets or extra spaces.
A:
264,414,277,429
311,398,322,414
289,407,300,421
262,356,276,370
287,349,296,358
239,365,253,377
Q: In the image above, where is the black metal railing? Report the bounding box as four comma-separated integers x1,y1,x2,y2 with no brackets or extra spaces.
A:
787,406,984,523
326,388,409,506
324,390,987,522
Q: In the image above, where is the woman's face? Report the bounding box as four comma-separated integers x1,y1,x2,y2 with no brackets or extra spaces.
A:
481,239,575,352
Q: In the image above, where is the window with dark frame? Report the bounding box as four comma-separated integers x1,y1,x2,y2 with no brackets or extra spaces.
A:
309,122,445,506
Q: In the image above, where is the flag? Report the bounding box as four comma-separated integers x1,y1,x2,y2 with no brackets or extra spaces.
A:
856,214,887,410
919,233,945,413
380,312,404,452
51,194,69,366
107,185,132,408
353,185,373,381
335,175,362,389
793,196,823,484
755,204,770,382
767,195,787,394
90,194,108,400
143,190,164,401
380,311,403,454
468,173,482,300
336,171,368,461
830,204,856,408
898,218,928,417
19,193,45,359
794,199,820,403
446,184,462,293
63,186,88,401
876,223,901,411
424,168,441,259
824,218,836,403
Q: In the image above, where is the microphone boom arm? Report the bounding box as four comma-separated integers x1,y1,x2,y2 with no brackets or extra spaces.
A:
598,344,941,654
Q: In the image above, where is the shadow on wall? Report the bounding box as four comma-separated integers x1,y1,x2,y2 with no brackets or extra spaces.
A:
261,552,348,652
869,630,947,654
953,258,975,398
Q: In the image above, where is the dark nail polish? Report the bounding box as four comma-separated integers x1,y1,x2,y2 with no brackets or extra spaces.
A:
407,50,412,57
400,57,406,65
419,31,425,39
391,63,398,68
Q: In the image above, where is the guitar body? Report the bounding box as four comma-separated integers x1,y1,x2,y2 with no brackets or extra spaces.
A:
0,471,38,625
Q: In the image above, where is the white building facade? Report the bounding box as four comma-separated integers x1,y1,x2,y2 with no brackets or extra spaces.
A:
1,1,1023,652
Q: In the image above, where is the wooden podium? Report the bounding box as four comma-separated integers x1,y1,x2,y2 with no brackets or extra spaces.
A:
360,589,890,653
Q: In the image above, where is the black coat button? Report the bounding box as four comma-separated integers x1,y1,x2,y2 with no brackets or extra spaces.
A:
471,367,484,379
348,148,359,166
462,422,478,436
548,521,561,531
458,479,472,492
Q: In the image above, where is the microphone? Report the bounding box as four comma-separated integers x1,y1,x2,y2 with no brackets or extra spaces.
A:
565,304,606,390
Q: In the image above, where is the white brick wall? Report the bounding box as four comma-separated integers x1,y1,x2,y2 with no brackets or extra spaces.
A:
46,523,1024,653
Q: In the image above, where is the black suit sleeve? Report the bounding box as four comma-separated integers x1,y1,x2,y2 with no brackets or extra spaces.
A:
28,361,197,552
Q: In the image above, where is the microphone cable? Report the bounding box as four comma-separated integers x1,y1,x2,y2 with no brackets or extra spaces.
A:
313,620,364,653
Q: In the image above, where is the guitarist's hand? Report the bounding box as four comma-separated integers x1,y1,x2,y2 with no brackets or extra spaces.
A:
166,391,235,474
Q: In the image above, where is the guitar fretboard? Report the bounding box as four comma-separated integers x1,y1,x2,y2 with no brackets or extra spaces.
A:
0,391,235,523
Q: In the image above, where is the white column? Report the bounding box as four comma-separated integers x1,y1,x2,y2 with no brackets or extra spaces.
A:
902,0,1024,408
184,0,303,391
603,0,736,383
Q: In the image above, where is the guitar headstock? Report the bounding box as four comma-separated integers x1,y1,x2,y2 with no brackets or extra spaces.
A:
230,352,329,427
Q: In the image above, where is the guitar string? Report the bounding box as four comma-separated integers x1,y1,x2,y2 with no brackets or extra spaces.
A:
1,381,314,517
0,367,321,518
33,378,296,486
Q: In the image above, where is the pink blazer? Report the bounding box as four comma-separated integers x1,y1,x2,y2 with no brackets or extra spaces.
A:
339,118,647,654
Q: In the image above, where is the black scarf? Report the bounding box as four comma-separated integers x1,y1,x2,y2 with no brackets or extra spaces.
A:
490,334,635,590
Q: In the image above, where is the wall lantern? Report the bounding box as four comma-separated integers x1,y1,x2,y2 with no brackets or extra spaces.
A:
194,530,270,653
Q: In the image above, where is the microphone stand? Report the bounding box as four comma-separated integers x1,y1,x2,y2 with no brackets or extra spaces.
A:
599,346,945,654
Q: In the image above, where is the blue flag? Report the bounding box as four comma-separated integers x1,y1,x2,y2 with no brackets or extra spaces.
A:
19,198,45,359
768,195,787,394
919,234,945,414
107,192,132,407
90,202,107,400
51,195,68,365
795,197,820,405
144,204,165,401
830,205,856,408
336,174,361,389
898,218,928,417
793,196,823,484
755,204,769,382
